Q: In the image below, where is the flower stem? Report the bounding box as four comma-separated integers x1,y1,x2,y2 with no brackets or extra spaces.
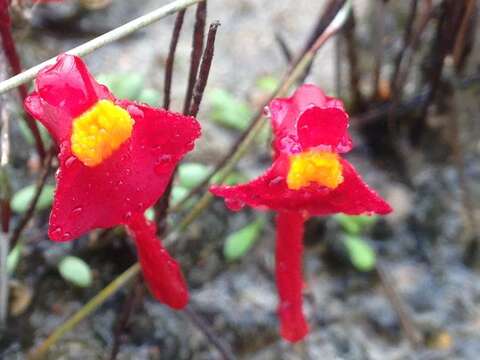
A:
275,211,309,342
125,213,189,309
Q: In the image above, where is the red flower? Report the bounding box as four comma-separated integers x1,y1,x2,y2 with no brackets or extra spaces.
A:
210,84,392,341
24,54,201,309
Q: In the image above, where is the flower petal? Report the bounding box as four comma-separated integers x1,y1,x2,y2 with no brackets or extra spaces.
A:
297,106,352,153
127,213,189,309
267,84,347,155
210,156,391,216
24,54,113,143
49,101,200,241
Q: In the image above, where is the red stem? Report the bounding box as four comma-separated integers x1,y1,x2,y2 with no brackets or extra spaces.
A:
125,213,189,309
275,210,309,342
0,1,45,159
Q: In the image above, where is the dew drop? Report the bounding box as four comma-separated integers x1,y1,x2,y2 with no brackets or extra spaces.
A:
124,211,132,221
51,227,63,239
268,176,283,187
158,154,172,163
65,156,77,168
72,206,83,216
62,232,72,240
225,198,245,211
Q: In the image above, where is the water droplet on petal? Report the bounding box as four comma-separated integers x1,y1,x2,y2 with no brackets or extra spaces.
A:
72,207,83,216
51,227,63,239
225,198,245,211
124,211,132,221
65,156,77,168
62,232,72,240
268,176,283,187
158,154,172,163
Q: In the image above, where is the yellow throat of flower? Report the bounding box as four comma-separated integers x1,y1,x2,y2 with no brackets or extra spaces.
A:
71,100,134,167
287,150,343,190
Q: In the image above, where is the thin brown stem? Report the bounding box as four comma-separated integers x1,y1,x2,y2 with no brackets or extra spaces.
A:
9,147,54,249
371,0,386,100
182,0,207,114
183,305,235,360
189,21,219,117
0,0,45,159
376,263,421,347
343,11,365,110
109,277,144,360
274,32,293,64
163,9,186,110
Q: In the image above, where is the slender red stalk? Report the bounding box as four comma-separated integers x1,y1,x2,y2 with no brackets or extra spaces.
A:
275,210,309,342
0,0,45,159
125,213,189,309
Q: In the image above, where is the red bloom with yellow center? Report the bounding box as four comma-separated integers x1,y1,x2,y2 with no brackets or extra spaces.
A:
24,54,201,309
210,84,392,341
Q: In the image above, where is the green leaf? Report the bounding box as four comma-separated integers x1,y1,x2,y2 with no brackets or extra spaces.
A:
209,89,253,131
171,186,189,206
11,184,55,213
58,256,93,288
256,75,279,93
342,234,376,272
144,207,155,221
224,218,265,261
178,163,211,189
7,243,22,274
97,73,144,101
138,88,161,106
334,214,378,235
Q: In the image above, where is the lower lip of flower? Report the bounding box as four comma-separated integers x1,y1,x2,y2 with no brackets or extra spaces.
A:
286,150,343,190
71,100,134,167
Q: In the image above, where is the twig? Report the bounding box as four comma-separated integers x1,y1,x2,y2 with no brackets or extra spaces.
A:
342,10,365,110
0,57,12,327
390,0,418,90
154,9,187,232
334,34,342,97
376,263,421,347
413,0,460,145
163,9,186,110
183,305,235,360
1,0,45,159
452,0,476,72
28,2,351,354
182,0,207,115
387,0,433,133
109,277,144,360
274,32,293,64
0,0,204,95
298,0,347,83
189,21,219,117
371,0,386,99
28,263,141,360
9,147,54,249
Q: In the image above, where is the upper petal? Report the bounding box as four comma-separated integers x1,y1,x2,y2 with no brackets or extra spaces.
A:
267,84,348,155
49,101,201,241
297,106,352,153
24,54,113,143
